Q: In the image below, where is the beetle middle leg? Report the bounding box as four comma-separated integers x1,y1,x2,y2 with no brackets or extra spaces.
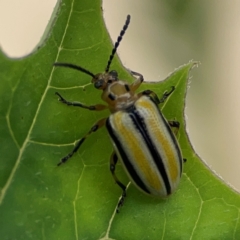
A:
55,92,108,111
57,118,106,166
110,151,127,213
138,86,175,105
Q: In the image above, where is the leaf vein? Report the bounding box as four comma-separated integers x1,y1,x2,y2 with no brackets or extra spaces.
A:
0,0,76,205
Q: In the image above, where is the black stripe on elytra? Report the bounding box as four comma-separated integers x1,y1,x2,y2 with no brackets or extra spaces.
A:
128,104,172,195
154,103,183,175
106,117,150,194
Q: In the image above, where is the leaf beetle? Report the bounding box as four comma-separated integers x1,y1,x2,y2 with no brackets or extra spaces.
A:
54,15,185,212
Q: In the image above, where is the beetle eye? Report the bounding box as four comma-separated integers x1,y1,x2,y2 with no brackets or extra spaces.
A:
94,79,104,89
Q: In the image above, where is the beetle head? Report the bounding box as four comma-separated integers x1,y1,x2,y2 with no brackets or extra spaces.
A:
53,15,130,91
92,70,118,90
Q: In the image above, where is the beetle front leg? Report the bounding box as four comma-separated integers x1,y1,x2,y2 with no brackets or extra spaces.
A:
128,70,144,92
110,152,127,213
57,118,106,166
55,92,108,111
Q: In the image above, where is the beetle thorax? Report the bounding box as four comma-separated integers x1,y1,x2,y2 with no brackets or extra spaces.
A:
102,81,138,112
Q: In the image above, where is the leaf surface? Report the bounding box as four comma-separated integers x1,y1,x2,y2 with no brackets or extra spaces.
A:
0,1,240,239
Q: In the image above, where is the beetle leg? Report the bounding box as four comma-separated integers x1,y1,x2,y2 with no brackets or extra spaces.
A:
55,92,108,111
158,86,175,103
138,90,161,104
138,86,175,105
128,70,144,92
168,120,180,135
57,118,106,166
168,121,187,163
110,151,127,213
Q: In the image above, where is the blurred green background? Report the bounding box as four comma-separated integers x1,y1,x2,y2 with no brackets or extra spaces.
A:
0,0,239,191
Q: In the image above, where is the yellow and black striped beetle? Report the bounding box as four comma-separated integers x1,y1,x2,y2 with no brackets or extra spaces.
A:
54,15,185,212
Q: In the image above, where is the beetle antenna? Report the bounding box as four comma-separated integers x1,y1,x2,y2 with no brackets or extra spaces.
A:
53,62,95,78
105,15,131,73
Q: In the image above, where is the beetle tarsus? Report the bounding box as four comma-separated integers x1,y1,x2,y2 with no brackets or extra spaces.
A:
164,86,175,97
57,155,70,166
55,92,67,104
116,191,127,213
158,86,175,103
57,161,63,166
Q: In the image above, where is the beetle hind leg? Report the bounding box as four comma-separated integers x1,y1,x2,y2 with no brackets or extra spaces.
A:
110,152,127,213
168,121,187,163
168,120,180,136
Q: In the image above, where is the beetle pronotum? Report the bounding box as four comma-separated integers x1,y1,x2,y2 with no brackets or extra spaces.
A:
54,15,185,212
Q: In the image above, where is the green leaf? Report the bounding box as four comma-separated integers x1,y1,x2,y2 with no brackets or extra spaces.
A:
0,1,240,239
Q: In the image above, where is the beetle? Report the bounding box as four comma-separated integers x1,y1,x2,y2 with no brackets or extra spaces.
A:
53,15,185,212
